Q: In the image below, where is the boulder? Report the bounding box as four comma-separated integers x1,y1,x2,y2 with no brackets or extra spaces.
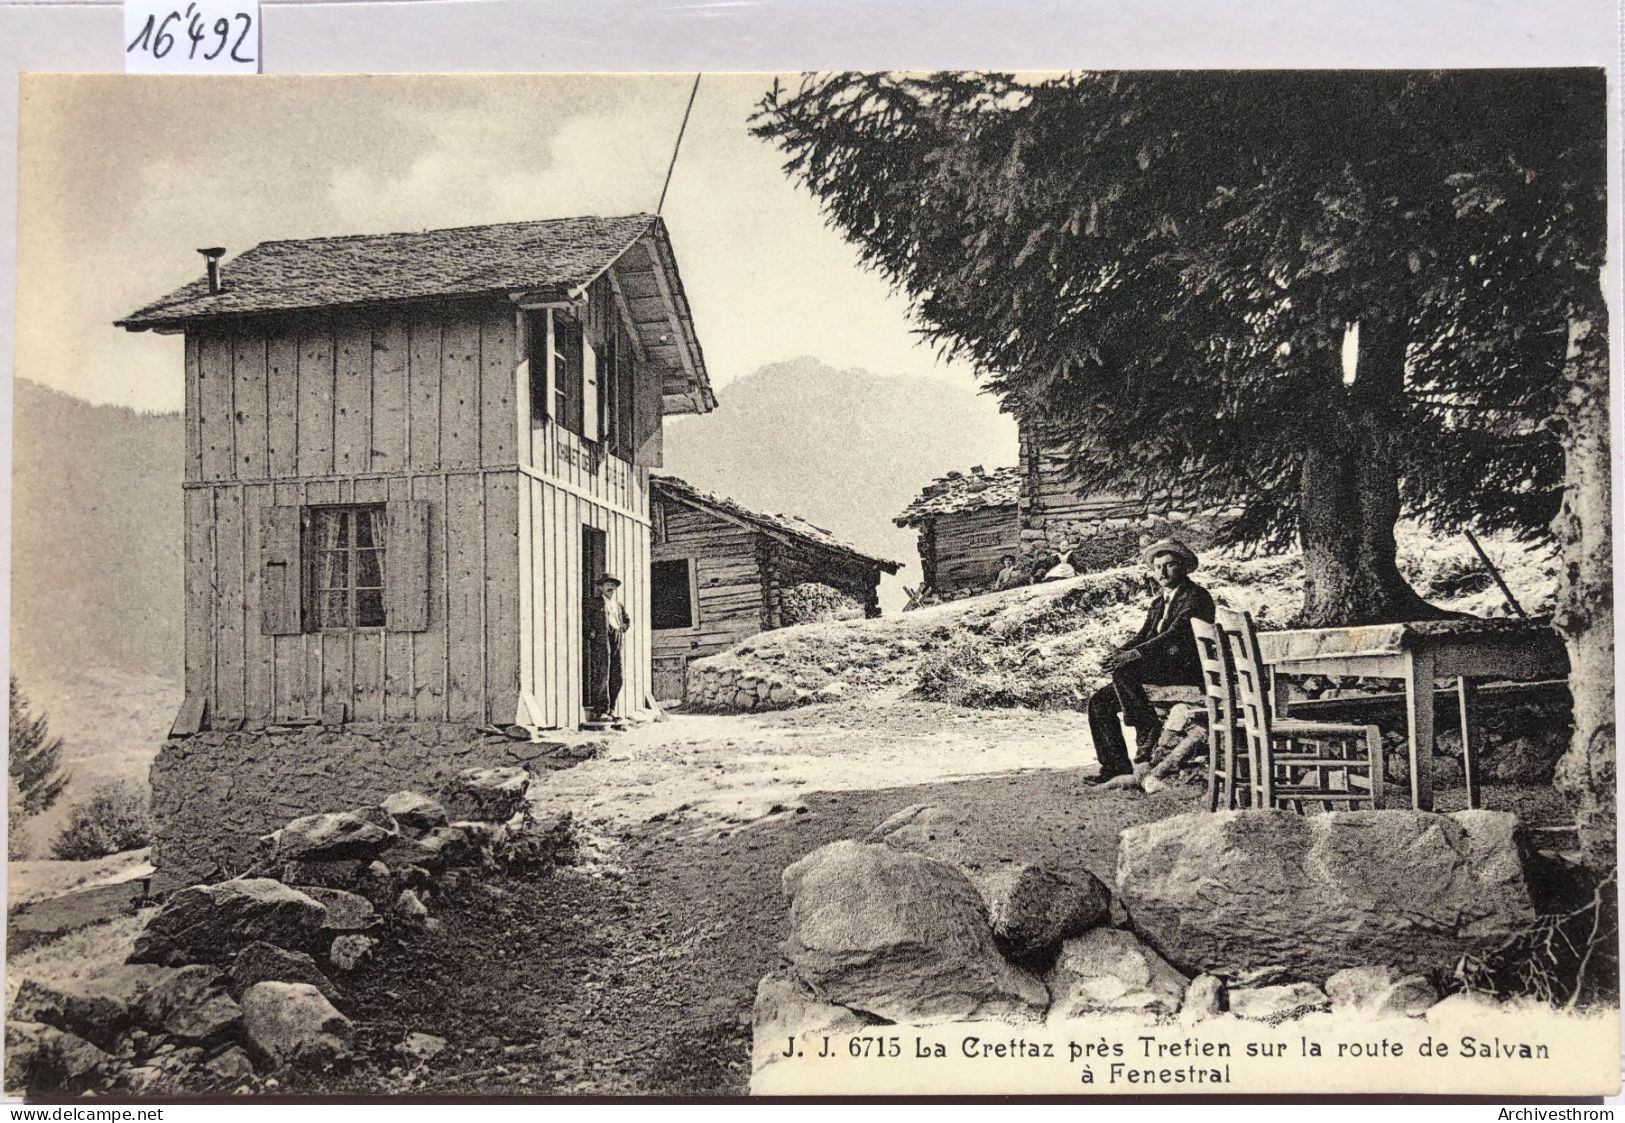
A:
452,820,509,856
1116,810,1536,981
202,1045,256,1082
275,811,397,862
781,841,1047,1023
149,1044,206,1081
118,1065,164,1094
134,965,243,1042
395,889,430,925
1424,991,1503,1021
398,1032,448,1062
1228,982,1330,1022
5,1022,110,1091
864,803,989,871
505,812,578,870
351,804,399,832
297,887,379,933
1045,928,1189,1020
751,968,884,1079
380,791,449,835
10,978,130,1050
279,858,366,890
228,942,340,1004
130,879,329,965
240,982,353,1070
1325,965,1438,1018
1179,974,1226,1025
440,767,530,822
981,864,1111,961
378,836,448,876
328,935,377,973
415,826,477,867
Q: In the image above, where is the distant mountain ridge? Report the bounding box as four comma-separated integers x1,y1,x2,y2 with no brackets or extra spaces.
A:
10,378,185,849
12,378,183,687
663,356,1017,602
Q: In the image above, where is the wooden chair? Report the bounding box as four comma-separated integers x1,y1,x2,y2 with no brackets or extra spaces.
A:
1191,617,1250,809
1217,607,1386,812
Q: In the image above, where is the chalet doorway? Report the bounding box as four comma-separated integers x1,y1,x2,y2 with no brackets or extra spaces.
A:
581,526,608,713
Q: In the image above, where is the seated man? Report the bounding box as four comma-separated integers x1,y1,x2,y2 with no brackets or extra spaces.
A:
1085,538,1216,783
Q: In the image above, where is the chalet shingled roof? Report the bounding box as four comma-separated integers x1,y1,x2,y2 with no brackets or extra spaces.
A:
652,475,902,575
893,465,1022,528
116,213,715,412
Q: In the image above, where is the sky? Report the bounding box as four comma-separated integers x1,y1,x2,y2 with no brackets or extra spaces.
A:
15,73,991,415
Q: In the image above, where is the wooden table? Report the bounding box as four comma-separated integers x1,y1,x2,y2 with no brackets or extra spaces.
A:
1255,618,1568,810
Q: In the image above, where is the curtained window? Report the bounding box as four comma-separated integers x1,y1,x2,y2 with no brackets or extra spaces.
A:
307,505,387,630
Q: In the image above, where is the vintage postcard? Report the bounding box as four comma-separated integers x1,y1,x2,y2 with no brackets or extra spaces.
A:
6,71,1617,1100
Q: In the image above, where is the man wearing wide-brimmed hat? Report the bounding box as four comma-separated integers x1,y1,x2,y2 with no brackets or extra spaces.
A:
1084,538,1216,783
586,573,632,722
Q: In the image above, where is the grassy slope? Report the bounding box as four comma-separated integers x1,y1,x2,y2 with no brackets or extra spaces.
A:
692,526,1559,710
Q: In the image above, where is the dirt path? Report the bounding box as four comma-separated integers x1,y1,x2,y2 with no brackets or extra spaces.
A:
290,694,1576,1097
313,713,1199,1097
538,696,1102,834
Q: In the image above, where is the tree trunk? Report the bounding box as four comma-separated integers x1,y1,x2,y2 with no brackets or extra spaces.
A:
1550,291,1614,871
1297,320,1444,627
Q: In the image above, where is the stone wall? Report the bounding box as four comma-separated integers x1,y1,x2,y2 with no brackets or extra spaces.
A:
149,724,599,891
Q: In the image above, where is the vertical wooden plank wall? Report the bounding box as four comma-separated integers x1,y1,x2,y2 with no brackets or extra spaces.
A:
514,273,654,729
182,304,522,727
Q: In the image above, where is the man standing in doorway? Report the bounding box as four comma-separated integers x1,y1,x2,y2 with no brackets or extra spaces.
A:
1084,539,1215,783
587,573,631,722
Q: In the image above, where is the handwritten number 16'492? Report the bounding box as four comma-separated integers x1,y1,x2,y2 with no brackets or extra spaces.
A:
127,7,254,63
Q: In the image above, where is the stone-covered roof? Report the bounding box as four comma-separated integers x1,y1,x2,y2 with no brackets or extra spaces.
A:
653,475,901,574
116,212,715,413
118,214,657,328
893,466,1022,528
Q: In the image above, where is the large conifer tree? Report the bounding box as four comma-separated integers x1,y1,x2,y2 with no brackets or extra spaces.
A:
753,70,1606,626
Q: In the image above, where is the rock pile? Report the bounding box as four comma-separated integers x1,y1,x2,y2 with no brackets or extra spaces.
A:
752,803,1536,1090
6,766,577,1098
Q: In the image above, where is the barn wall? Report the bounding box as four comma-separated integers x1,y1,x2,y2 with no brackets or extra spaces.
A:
930,506,1021,594
181,469,520,726
650,501,765,669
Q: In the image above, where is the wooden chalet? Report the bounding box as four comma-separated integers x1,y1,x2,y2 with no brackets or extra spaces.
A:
650,474,900,697
892,466,1022,596
118,213,715,733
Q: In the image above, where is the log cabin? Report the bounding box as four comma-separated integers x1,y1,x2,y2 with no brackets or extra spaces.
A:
892,466,1022,597
118,215,717,884
897,416,1227,598
649,475,900,700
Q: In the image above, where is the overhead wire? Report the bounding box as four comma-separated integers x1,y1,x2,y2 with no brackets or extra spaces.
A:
657,74,702,216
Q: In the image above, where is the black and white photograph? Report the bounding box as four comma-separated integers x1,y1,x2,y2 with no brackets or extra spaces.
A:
4,65,1618,1100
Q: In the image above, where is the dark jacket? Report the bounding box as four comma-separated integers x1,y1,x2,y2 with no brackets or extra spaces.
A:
1114,580,1216,683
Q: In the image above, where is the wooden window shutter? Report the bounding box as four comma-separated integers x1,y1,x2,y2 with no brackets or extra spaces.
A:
633,366,664,467
581,340,601,442
260,505,303,635
541,309,557,422
385,499,431,632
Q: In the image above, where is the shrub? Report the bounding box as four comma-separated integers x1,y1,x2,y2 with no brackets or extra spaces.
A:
779,582,864,626
49,779,154,861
